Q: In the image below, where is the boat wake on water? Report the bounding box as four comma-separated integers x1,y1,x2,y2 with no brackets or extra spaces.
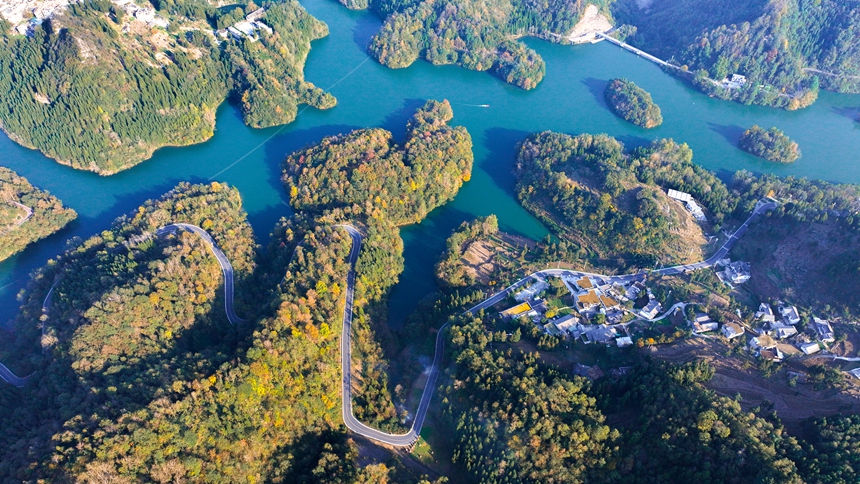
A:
456,103,490,108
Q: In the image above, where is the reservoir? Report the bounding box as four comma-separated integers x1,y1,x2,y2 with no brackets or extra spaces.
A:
1,0,859,327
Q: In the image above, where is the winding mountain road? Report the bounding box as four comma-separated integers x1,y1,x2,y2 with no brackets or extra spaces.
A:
0,223,248,387
338,225,445,447
156,223,247,325
1,200,775,448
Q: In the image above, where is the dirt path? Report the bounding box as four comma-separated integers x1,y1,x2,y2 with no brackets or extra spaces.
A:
651,338,860,433
567,5,612,43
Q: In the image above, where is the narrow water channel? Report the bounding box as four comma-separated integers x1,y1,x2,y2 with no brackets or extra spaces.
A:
1,0,858,328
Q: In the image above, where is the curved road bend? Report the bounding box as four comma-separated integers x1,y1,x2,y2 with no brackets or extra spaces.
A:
156,223,247,325
0,199,34,237
1,223,249,387
468,200,776,315
337,225,446,447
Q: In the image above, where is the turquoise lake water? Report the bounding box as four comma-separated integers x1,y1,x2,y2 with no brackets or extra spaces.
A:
1,0,859,327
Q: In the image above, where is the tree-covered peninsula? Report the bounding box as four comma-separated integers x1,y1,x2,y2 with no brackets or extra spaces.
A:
0,0,334,174
604,78,663,128
0,100,471,483
339,0,612,89
613,0,860,109
0,167,76,261
738,125,801,163
516,133,727,269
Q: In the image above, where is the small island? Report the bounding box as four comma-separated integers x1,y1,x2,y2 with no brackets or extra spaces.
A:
738,125,801,163
604,78,663,128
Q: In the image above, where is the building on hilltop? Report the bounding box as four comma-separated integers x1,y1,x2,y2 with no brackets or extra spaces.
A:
749,334,783,361
719,260,751,285
581,325,618,345
799,342,821,355
690,314,719,333
576,290,601,312
769,320,798,339
500,302,531,319
667,189,707,222
514,279,548,302
575,276,594,291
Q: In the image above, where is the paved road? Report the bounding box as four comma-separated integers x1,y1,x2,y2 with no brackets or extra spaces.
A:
0,199,33,237
338,224,444,447
653,200,776,276
157,223,247,325
1,223,250,387
596,32,682,72
0,363,27,388
803,67,860,81
468,200,776,315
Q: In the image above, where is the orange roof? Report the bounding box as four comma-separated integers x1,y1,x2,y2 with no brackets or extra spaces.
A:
600,295,620,308
577,290,600,306
577,277,594,289
501,302,531,316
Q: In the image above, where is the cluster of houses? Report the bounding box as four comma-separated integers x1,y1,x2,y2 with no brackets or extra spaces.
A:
0,0,172,36
499,274,657,348
495,271,847,377
1,0,272,41
748,302,836,361
667,189,707,223
216,7,272,42
0,0,70,35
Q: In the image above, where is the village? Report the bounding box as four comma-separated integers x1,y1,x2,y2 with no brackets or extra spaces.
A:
494,266,847,370
484,186,853,387
0,0,270,42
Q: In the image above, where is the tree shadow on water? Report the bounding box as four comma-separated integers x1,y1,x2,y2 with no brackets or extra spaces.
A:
382,98,426,144
708,123,745,148
832,106,860,123
582,77,609,110
352,9,381,52
482,127,531,197
615,134,653,150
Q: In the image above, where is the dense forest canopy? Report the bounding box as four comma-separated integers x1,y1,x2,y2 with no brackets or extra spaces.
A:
614,0,860,109
0,167,76,260
439,311,860,483
0,100,472,482
443,314,618,483
283,100,473,225
0,0,333,174
738,125,801,163
603,77,663,128
340,0,611,89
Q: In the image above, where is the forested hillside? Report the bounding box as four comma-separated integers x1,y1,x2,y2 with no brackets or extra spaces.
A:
442,314,618,483
436,311,860,483
515,133,715,269
0,100,470,482
0,167,76,260
0,0,333,174
339,0,612,89
613,0,860,109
